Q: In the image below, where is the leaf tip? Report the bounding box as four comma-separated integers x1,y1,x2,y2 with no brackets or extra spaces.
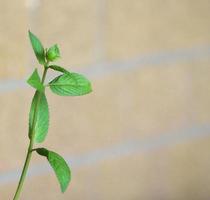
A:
28,30,33,38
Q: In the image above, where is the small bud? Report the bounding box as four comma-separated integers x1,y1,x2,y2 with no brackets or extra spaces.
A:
46,44,60,62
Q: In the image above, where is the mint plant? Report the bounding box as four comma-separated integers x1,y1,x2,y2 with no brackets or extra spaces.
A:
13,31,92,200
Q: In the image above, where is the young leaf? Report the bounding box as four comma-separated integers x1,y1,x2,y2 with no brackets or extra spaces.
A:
36,148,71,193
48,65,71,74
48,73,92,96
29,91,49,143
28,31,45,65
27,69,44,92
46,44,60,62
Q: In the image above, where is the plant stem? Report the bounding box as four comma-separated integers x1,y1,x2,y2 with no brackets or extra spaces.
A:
13,66,48,200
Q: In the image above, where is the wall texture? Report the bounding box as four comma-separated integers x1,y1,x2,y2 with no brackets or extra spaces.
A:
1,0,210,199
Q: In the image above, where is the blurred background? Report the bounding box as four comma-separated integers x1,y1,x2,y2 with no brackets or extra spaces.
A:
1,0,210,199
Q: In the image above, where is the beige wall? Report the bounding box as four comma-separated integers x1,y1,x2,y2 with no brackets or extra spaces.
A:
1,0,210,199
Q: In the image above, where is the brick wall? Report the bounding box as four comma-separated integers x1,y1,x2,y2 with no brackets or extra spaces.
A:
1,1,210,199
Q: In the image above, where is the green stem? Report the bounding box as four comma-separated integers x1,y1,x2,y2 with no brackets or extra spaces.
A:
13,66,48,200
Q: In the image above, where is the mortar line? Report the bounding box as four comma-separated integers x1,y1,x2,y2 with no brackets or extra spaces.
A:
0,124,210,185
1,45,210,93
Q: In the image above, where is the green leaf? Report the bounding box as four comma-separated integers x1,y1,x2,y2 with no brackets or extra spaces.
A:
46,44,60,62
36,148,71,193
48,65,71,74
48,73,92,96
28,31,45,64
27,69,44,92
29,91,49,143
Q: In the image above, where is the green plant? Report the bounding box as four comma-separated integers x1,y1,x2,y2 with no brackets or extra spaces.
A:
13,31,92,200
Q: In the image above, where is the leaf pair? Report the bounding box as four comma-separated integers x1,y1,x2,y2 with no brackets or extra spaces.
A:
28,66,92,97
27,68,92,144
